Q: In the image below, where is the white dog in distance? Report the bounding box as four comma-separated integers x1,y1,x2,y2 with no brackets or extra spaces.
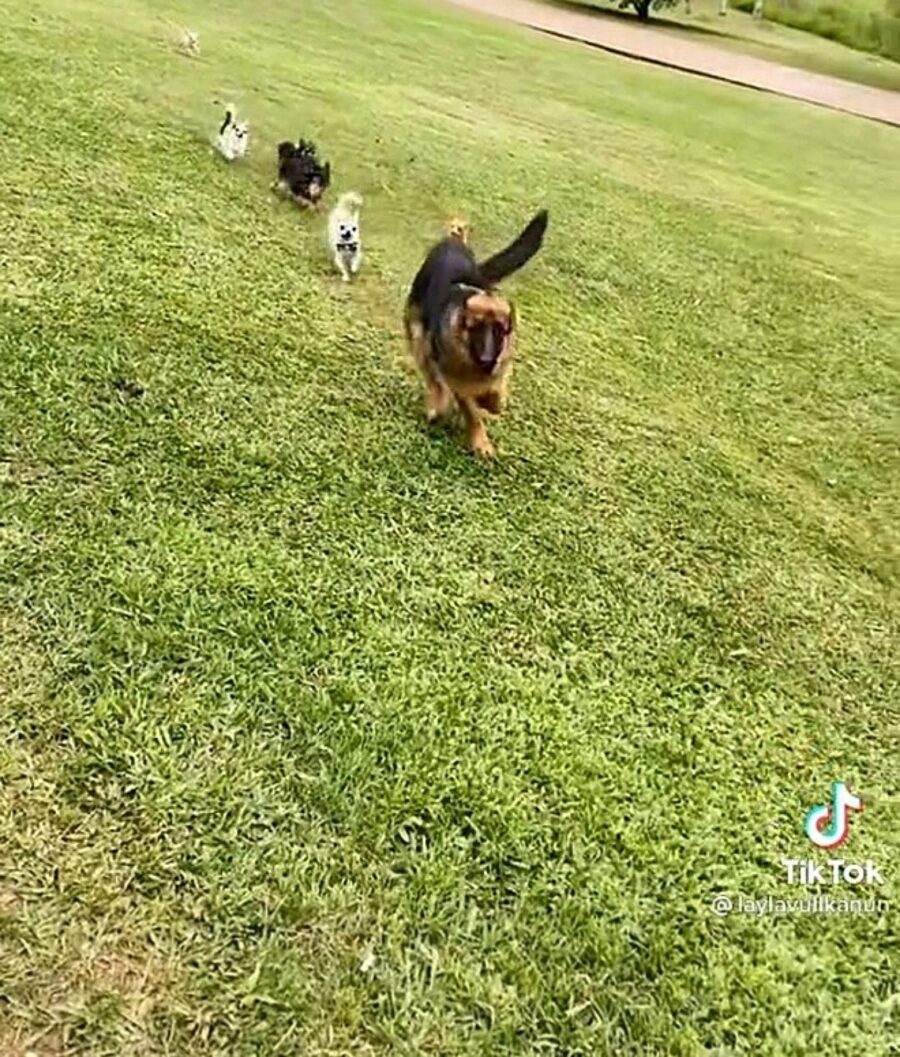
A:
177,28,200,56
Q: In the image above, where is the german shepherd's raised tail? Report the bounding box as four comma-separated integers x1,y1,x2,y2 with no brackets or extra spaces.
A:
404,209,548,457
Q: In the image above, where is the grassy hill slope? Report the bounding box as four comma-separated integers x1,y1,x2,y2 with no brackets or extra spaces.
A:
1,0,898,1054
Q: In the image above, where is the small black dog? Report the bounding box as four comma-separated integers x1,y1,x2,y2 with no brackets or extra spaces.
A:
274,139,331,209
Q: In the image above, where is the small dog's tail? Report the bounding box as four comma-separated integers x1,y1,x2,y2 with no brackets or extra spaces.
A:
478,210,548,287
336,191,363,213
218,103,235,136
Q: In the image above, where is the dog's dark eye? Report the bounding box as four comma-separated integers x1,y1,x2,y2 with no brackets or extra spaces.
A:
493,322,511,346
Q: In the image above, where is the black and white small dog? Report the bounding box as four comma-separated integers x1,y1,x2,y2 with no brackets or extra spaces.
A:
215,106,249,162
327,192,363,282
274,139,331,209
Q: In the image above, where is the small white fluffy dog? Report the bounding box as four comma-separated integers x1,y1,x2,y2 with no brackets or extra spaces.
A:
327,192,363,282
180,29,200,56
168,21,200,56
215,106,249,162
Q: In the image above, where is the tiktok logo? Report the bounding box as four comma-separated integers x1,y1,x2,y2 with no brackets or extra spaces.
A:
804,782,863,850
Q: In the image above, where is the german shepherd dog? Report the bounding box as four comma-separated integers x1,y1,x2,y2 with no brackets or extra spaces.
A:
404,210,548,456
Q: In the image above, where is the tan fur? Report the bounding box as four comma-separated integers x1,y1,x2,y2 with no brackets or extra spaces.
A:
447,217,470,243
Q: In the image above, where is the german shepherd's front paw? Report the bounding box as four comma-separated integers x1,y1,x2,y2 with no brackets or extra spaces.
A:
470,433,496,458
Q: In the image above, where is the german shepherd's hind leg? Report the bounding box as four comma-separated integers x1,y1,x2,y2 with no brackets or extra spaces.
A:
425,374,452,423
460,396,495,458
403,305,425,368
405,307,451,423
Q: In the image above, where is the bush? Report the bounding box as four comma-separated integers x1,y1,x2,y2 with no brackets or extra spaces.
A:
730,0,900,60
872,9,900,56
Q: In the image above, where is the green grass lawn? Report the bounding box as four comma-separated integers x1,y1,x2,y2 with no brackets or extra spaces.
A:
1,0,899,1054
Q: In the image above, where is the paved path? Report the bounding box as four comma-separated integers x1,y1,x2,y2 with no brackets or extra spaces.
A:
442,0,900,126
